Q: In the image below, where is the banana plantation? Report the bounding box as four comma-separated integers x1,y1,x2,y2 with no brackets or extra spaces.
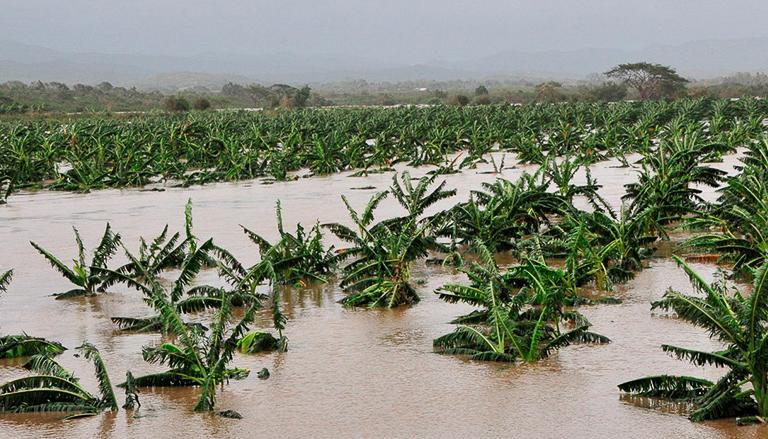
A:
1,98,768,436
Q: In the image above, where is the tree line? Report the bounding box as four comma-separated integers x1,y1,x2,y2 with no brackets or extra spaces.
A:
2,62,768,114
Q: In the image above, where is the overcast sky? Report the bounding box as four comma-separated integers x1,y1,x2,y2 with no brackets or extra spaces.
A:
3,0,768,62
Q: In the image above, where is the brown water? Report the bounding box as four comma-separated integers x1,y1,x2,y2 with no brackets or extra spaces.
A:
0,153,763,438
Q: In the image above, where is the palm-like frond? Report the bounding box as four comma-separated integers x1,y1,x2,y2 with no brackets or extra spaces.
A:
539,327,610,358
689,370,755,421
0,376,96,412
661,344,744,369
24,355,77,380
91,224,121,269
77,343,118,410
0,269,12,292
389,171,456,220
0,335,65,359
433,326,495,353
618,375,713,399
171,238,215,302
123,371,198,387
31,224,121,297
111,316,163,332
30,241,81,286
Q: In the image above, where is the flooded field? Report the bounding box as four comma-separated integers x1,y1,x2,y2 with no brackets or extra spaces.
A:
0,155,764,438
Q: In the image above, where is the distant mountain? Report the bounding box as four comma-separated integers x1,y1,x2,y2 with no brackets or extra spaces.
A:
446,38,768,78
135,72,255,92
634,38,768,77
1,38,767,88
0,40,399,87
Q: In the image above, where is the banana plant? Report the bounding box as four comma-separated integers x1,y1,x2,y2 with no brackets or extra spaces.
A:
619,256,768,422
108,225,186,281
434,244,609,362
0,343,117,417
242,200,337,287
556,206,659,286
443,174,570,252
685,139,768,273
387,171,456,222
2,99,767,195
31,224,121,299
542,153,607,209
324,191,440,308
623,134,726,233
98,238,264,333
125,288,261,412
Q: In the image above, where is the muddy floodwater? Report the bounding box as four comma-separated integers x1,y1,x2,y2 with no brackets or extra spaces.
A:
0,154,764,438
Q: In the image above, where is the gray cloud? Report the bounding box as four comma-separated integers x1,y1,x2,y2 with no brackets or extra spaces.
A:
3,0,767,60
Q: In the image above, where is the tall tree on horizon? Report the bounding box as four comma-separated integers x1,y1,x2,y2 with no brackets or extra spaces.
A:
605,62,688,99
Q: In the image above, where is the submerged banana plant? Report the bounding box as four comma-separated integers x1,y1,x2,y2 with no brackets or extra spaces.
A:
434,243,609,362
685,140,768,273
98,238,264,333
619,256,768,422
0,343,117,417
109,225,187,281
0,98,765,194
242,200,337,287
623,134,726,233
125,289,261,412
324,173,454,308
443,173,570,252
31,224,121,299
324,192,439,308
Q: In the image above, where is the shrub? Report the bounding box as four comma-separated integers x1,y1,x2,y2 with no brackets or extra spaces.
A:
192,98,211,110
163,96,190,112
450,94,470,106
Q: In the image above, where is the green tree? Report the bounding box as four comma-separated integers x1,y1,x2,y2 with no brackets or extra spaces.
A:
605,62,688,99
292,86,311,108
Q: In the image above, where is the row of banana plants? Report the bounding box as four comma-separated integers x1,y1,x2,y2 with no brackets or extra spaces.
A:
1,98,766,198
